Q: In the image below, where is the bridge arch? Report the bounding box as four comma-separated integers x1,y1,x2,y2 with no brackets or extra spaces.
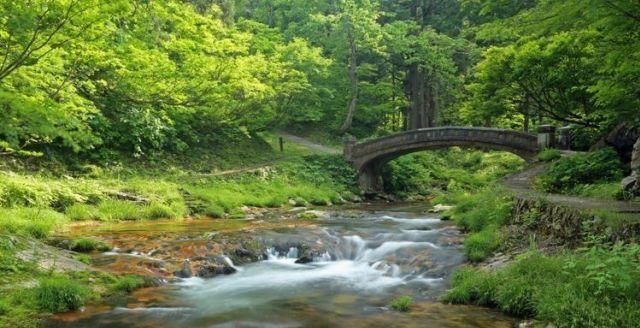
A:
344,127,539,193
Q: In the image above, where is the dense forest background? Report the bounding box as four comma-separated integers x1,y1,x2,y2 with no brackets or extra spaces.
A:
1,0,638,161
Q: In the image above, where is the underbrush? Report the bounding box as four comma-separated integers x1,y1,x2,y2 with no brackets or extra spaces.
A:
438,189,513,262
183,155,358,216
537,148,626,197
0,153,357,239
382,149,524,197
444,245,640,328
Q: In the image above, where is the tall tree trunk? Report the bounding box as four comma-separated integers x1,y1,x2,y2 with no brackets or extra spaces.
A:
340,26,358,133
406,0,438,130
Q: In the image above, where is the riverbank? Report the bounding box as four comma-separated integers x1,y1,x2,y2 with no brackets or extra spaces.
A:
0,136,528,327
441,183,640,327
44,203,517,328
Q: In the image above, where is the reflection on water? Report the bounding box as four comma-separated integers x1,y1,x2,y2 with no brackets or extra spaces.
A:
47,206,514,328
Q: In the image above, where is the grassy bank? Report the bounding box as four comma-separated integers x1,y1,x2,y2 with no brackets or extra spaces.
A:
536,148,634,201
441,187,640,327
0,132,356,328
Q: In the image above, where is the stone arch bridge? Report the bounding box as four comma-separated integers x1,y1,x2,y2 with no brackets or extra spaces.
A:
344,127,541,194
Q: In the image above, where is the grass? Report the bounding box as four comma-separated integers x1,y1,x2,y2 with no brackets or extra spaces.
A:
537,148,625,194
437,189,512,262
35,276,90,313
382,149,524,197
537,149,562,162
70,237,110,252
390,295,413,312
444,245,640,327
0,207,67,238
112,275,147,293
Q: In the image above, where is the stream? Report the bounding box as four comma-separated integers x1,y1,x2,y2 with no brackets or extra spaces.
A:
46,204,514,328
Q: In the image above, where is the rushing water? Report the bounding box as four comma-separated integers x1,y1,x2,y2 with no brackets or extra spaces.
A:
47,205,514,328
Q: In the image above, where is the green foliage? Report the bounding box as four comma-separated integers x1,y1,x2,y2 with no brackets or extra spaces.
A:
112,275,146,293
390,295,413,312
383,149,524,197
0,208,67,238
444,189,512,261
186,155,356,215
464,226,501,262
35,277,90,313
537,149,562,162
538,148,625,193
461,0,640,135
65,204,99,221
445,245,640,327
571,182,624,201
449,190,513,233
70,237,109,253
73,254,92,265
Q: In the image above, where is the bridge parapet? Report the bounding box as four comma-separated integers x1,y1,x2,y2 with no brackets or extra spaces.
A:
344,127,541,194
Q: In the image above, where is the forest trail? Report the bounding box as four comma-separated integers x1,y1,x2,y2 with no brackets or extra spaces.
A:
279,132,341,155
502,162,640,213
206,133,340,177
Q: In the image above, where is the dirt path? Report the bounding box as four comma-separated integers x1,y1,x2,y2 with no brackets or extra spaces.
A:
202,133,340,177
502,162,640,213
279,132,341,155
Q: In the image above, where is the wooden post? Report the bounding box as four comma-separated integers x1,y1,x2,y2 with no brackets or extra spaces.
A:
279,137,284,152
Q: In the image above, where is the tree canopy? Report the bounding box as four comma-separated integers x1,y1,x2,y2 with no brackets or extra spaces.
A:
0,0,637,158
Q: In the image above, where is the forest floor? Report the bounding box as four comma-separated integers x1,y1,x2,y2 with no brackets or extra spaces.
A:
502,161,640,213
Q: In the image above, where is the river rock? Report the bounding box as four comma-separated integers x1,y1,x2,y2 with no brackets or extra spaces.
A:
173,260,193,278
234,247,253,258
196,264,237,278
295,256,313,264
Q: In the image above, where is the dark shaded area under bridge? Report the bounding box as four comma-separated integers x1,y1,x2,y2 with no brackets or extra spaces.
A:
343,127,540,194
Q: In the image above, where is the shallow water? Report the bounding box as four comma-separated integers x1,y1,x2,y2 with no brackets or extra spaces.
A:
47,205,514,328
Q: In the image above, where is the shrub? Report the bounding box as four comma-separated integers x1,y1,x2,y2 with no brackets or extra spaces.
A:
113,275,146,293
390,295,413,312
538,148,625,193
36,277,89,313
537,149,562,162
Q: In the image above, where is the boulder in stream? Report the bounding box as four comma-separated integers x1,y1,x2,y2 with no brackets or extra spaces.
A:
174,260,193,278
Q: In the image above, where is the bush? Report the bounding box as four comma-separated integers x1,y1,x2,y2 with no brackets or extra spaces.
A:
36,277,89,313
538,148,625,193
390,295,413,312
537,149,562,162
